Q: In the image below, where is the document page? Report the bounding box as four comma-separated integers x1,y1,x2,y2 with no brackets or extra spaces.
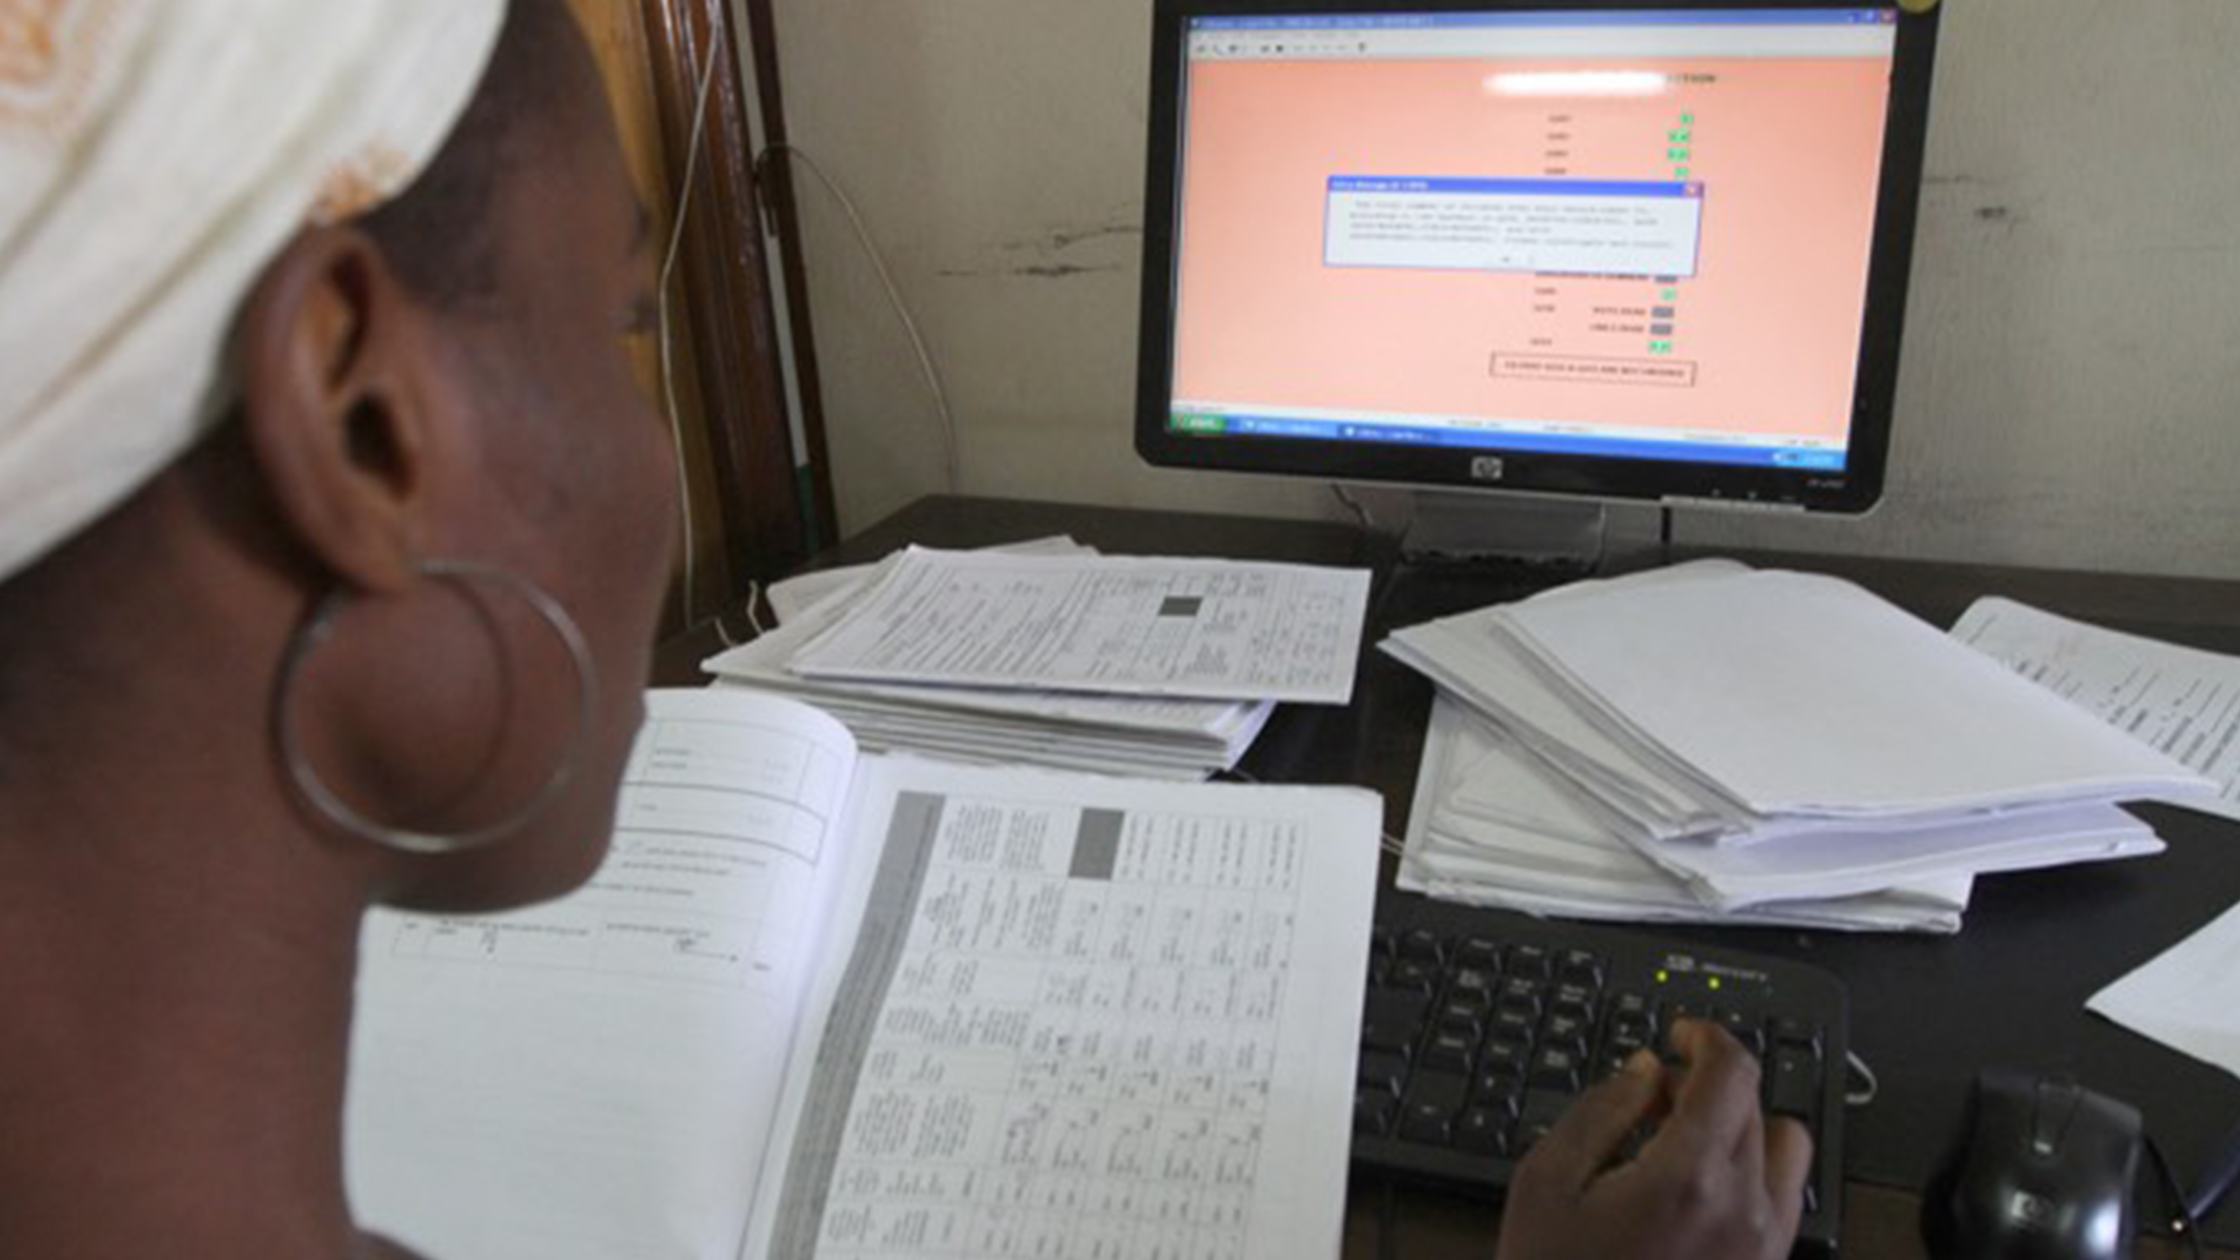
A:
742,757,1382,1260
1501,570,2209,817
346,690,862,1260
2090,898,2240,1083
1954,597,2240,823
766,536,1091,627
785,548,1372,704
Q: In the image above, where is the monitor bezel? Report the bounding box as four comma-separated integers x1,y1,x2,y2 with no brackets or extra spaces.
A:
1133,0,1941,515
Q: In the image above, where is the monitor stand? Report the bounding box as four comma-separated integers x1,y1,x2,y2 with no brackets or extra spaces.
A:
1398,491,1609,573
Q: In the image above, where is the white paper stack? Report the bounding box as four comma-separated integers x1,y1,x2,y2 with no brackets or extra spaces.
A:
702,544,1372,779
1384,561,2216,933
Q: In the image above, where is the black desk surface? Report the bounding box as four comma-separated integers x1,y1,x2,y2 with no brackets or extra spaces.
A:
680,494,2240,1259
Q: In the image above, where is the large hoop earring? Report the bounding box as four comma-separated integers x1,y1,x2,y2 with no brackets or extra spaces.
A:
273,559,599,855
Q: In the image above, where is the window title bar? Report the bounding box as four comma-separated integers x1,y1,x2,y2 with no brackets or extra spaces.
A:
1192,9,1893,31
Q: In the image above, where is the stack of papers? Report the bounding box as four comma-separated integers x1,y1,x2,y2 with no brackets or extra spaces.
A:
702,544,1372,780
1384,561,2215,933
1953,596,2240,824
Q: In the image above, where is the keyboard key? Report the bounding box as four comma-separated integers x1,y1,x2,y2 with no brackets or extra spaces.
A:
1454,937,1504,971
1713,1008,1766,1057
1549,982,1599,1023
1388,959,1440,995
1592,1048,1634,1081
1398,928,1445,964
1362,989,1429,1054
1558,949,1605,987
1506,944,1553,979
1400,1101,1454,1145
1401,1072,1470,1144
1358,1049,1408,1098
1423,1029,1477,1073
1772,1016,1823,1057
1496,976,1545,1014
1480,1037,1531,1076
1609,990,1654,1020
1456,1106,1513,1156
1517,1087,1574,1150
1539,1012,1592,1059
1470,1073,1522,1113
1766,1046,1819,1123
1450,965,1499,1002
1529,1046,1585,1092
1490,1007,1537,1042
1404,1070,1470,1115
1355,1089,1396,1137
1436,1001,1485,1040
1607,1008,1655,1046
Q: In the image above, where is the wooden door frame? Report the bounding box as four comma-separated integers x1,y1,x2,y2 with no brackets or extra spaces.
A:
637,0,836,602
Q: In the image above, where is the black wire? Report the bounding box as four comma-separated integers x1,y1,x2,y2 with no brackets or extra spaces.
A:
2148,1134,2206,1260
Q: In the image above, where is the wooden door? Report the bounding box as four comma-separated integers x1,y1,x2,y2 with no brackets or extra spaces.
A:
565,0,833,638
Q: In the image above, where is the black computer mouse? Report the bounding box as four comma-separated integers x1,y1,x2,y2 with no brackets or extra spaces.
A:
1922,1069,2144,1260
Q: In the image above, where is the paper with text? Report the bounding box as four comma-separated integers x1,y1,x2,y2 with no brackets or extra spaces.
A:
741,757,1381,1260
1954,597,2240,823
785,548,1372,705
768,537,1092,628
346,691,861,1260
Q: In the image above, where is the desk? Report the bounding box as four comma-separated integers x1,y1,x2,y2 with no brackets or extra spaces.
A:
665,494,2240,1260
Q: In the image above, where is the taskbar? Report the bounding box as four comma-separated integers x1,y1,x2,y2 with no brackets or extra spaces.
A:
1168,412,1847,471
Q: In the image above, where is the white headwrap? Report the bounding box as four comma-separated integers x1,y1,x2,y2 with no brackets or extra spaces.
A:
0,0,508,583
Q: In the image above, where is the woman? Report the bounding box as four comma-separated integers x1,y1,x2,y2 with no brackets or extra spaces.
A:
0,3,1803,1256
2,2,671,1254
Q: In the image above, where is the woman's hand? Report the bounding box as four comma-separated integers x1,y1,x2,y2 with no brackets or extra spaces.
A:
1493,1019,1813,1260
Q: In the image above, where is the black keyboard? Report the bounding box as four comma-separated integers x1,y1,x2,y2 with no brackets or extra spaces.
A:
1352,894,1849,1259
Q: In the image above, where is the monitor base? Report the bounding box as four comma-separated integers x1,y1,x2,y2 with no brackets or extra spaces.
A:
1398,491,1609,574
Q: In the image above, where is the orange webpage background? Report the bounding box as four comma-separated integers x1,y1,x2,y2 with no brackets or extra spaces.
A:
1171,56,1893,444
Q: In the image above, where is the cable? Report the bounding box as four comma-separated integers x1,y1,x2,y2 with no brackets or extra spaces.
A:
754,142,963,496
2184,1117,2240,1229
658,32,723,634
1843,1050,1879,1108
711,579,766,650
2149,1135,2207,1260
1332,484,1376,532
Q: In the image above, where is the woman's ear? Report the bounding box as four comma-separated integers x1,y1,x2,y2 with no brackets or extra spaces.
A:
230,225,449,596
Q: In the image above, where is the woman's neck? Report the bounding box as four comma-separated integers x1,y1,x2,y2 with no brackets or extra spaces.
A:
0,690,380,1257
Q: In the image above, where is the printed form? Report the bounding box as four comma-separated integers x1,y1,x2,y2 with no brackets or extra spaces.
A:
784,548,1372,705
346,693,867,1260
745,758,1381,1260
1955,597,2240,823
344,691,1382,1260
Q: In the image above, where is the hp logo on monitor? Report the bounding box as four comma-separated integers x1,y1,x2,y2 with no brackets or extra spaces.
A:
1469,456,1506,482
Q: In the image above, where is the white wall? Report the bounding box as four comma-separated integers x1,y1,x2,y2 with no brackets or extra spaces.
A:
770,0,2240,578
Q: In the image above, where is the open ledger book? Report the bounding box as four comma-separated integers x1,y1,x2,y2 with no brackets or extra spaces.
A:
344,689,1383,1260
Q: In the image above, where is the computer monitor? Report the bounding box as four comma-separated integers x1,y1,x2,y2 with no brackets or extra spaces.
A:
1134,1,1940,557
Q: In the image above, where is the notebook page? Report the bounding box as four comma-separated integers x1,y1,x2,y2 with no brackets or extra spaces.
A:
346,690,861,1260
